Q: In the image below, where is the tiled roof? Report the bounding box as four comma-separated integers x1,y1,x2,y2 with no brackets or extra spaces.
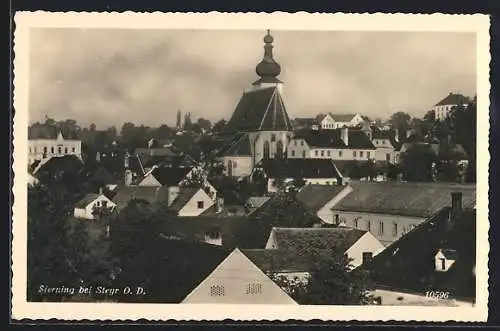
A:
147,166,192,186
242,249,313,273
435,93,470,106
217,133,252,157
332,181,476,218
293,128,376,150
159,216,268,248
112,185,169,211
169,187,200,212
87,164,120,185
329,114,357,122
270,227,367,253
257,158,343,179
28,125,80,140
222,87,293,134
74,193,100,208
246,196,271,209
115,237,231,303
368,208,476,300
296,184,347,213
135,147,177,157
33,155,84,176
292,118,319,127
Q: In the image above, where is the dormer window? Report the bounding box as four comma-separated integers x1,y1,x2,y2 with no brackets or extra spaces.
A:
205,227,222,246
435,248,457,272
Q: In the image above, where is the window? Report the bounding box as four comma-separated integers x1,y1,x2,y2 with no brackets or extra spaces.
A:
233,161,237,168
245,283,262,295
334,214,340,225
95,201,101,207
367,220,371,231
43,146,47,154
386,153,390,161
393,222,398,237
102,200,108,208
353,151,357,157
58,147,62,154
29,147,31,153
339,151,343,157
302,150,306,158
263,141,270,159
360,151,364,157
294,140,297,146
327,150,331,157
326,181,330,185
300,140,304,146
354,219,358,229
210,285,225,296
320,150,324,157
276,140,284,159
379,221,384,235
440,258,446,270
291,150,295,157
315,150,319,157
197,201,204,209
72,147,75,153
271,134,276,142
362,252,373,265
64,147,68,154
51,147,54,154
367,151,371,159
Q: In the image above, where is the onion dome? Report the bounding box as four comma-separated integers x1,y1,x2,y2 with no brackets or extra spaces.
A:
255,30,282,82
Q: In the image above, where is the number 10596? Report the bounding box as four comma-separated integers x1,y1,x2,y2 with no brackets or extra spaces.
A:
425,291,450,300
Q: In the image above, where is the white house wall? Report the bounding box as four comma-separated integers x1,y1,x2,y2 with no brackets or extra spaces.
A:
28,138,82,165
221,156,253,177
329,210,425,246
178,189,215,217
345,232,385,269
316,185,354,223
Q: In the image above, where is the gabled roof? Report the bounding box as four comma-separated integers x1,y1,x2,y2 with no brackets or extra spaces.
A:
257,158,343,179
146,166,192,186
246,196,271,209
242,249,313,273
112,185,169,211
115,237,231,303
126,154,145,177
329,113,358,122
74,193,101,208
222,87,293,134
169,187,201,212
296,184,347,213
293,128,376,150
217,133,252,157
33,155,84,176
292,118,319,127
368,208,476,300
435,93,470,106
159,215,267,248
135,147,177,157
269,227,367,253
28,125,79,140
332,181,476,218
87,164,120,185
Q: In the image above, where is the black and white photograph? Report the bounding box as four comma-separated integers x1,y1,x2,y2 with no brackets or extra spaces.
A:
12,12,490,322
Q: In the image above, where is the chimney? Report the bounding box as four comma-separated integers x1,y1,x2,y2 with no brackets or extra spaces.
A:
124,152,130,168
124,169,133,186
216,197,224,213
340,127,349,146
167,186,180,207
394,128,399,143
99,187,103,195
96,151,101,162
450,192,463,222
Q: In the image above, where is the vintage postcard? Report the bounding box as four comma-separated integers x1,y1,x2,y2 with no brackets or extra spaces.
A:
12,12,490,322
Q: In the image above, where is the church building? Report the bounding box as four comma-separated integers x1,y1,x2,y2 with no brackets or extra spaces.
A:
217,30,294,177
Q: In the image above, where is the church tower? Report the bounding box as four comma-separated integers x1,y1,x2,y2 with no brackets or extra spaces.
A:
218,30,294,177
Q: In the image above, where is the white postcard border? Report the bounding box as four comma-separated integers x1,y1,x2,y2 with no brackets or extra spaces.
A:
12,11,491,322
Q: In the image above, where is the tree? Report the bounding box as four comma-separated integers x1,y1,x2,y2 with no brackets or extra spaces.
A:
450,101,476,182
196,118,212,132
154,124,173,139
400,143,437,182
212,119,227,134
390,112,412,136
176,110,182,129
183,112,193,131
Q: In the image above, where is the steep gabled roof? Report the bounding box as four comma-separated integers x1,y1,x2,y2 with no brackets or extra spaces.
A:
169,187,201,212
217,133,252,157
367,208,476,301
269,227,367,253
258,158,342,179
112,185,169,211
329,113,358,122
223,87,293,134
296,184,347,213
28,125,80,140
332,181,476,218
242,249,313,273
293,129,376,150
148,166,192,186
435,93,470,106
126,154,145,177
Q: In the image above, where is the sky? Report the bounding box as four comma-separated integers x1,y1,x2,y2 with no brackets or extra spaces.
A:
29,28,476,129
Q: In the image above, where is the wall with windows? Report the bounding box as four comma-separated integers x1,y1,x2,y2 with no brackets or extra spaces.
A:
28,137,82,165
287,139,310,158
267,177,340,193
220,156,253,177
310,148,375,161
182,248,297,304
73,195,116,220
330,210,425,246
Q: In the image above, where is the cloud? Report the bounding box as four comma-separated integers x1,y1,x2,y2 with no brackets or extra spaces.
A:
28,29,476,129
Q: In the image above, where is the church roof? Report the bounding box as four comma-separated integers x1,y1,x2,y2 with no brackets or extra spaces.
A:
223,87,293,134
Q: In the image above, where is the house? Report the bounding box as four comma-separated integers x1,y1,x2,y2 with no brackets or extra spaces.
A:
28,125,82,165
322,113,365,129
32,154,85,178
123,153,146,185
330,181,476,246
137,166,192,187
73,193,116,220
112,185,171,212
168,187,214,217
368,126,401,164
244,196,271,215
367,192,476,306
265,227,385,269
254,158,344,192
182,248,297,304
85,164,122,193
296,184,353,223
433,92,470,121
287,127,378,162
292,117,320,130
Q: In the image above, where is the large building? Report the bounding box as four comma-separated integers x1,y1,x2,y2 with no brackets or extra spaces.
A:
433,92,470,121
217,30,294,177
28,125,82,165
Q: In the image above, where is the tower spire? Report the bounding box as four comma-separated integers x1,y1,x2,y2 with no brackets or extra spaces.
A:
254,29,282,86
